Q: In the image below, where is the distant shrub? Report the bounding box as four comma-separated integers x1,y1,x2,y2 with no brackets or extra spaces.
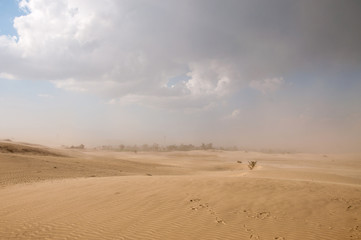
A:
248,161,257,170
237,160,242,164
70,144,85,149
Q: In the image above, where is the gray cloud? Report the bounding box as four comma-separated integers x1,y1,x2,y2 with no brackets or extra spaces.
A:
1,0,360,108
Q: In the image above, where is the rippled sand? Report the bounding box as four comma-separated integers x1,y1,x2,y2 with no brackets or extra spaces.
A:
1,141,361,239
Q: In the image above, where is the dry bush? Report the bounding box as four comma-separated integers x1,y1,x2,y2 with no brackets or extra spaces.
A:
248,161,257,170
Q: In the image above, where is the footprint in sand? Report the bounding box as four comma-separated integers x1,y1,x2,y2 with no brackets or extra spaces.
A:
189,198,206,211
243,224,253,233
215,217,225,224
249,234,260,239
257,211,271,219
349,225,361,239
208,209,216,215
189,198,226,224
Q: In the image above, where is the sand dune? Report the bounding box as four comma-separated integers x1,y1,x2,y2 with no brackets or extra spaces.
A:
0,143,361,239
0,141,65,157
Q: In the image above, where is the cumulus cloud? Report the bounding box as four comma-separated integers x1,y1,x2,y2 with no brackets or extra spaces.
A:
186,60,237,97
1,0,360,109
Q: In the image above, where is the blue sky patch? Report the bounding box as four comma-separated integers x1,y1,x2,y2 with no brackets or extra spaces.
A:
0,0,23,36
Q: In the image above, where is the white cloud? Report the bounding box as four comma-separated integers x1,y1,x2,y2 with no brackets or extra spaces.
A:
231,109,241,118
37,94,53,98
0,72,16,80
185,60,236,97
52,78,88,92
249,77,284,94
0,0,258,110
116,94,146,106
224,109,241,120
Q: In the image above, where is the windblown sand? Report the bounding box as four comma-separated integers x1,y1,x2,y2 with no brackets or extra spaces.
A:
1,141,361,239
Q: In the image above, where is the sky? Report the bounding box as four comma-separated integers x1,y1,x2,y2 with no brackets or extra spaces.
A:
0,0,360,152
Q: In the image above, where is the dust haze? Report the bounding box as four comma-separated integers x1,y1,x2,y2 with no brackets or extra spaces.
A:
1,0,361,152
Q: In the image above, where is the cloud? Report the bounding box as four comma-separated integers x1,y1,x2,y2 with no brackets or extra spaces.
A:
186,60,236,97
0,0,360,109
37,94,53,98
0,72,16,80
224,109,241,120
249,77,284,94
52,78,88,92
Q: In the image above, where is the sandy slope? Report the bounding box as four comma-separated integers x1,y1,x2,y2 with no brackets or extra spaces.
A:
0,142,361,239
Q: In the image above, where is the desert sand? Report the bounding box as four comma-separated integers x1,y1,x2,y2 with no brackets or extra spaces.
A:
1,141,361,239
